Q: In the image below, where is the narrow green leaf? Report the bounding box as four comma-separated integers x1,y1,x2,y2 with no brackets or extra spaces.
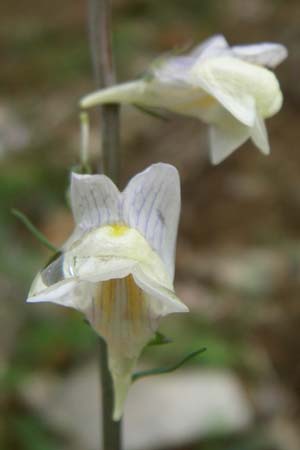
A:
132,347,206,382
11,209,58,253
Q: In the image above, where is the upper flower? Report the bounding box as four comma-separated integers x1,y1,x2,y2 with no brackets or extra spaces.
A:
80,34,287,164
26,163,188,420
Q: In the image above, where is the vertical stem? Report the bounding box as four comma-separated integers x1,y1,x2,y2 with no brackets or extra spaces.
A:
88,0,120,184
87,1,122,449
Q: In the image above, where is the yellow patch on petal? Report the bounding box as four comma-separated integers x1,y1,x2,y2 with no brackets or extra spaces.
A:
109,223,130,237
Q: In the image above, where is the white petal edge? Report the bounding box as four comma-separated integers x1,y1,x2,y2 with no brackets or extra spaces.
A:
27,278,94,316
190,56,284,125
251,114,270,155
190,34,229,59
133,265,189,315
231,43,288,68
121,163,181,281
209,110,251,164
190,58,256,126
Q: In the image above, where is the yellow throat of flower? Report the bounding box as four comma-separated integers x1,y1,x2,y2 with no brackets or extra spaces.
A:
109,223,130,237
94,274,148,344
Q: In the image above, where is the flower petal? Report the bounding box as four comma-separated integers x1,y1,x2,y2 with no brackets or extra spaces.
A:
153,35,229,83
72,256,137,283
27,276,94,315
152,56,195,84
133,264,189,315
191,60,255,126
191,56,284,125
251,114,270,155
190,34,229,60
70,172,121,233
209,111,251,164
27,254,94,314
231,43,288,68
121,163,180,280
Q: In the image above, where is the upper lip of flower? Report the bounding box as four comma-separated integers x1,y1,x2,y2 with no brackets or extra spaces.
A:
150,34,287,84
68,163,181,279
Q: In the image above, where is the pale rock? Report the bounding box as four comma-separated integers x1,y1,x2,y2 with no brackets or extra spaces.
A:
21,362,253,450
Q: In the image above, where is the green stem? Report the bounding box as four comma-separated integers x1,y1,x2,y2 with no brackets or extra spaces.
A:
87,0,122,449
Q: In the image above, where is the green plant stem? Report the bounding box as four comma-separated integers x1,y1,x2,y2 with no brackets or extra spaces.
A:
88,1,122,449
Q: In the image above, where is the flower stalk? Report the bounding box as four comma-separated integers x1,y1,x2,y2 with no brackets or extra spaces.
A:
87,0,122,448
79,112,90,167
88,0,120,183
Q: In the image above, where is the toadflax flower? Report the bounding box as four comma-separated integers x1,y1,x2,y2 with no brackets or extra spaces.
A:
80,35,287,164
26,163,188,420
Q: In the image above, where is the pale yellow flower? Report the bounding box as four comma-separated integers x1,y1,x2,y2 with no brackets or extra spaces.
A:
27,163,188,420
81,35,287,164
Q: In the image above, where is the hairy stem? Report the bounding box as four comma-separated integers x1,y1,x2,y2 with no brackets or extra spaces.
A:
88,0,122,449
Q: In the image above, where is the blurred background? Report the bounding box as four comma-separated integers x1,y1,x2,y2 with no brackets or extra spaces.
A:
1,1,300,449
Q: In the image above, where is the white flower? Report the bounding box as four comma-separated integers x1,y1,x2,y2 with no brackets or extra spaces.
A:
26,163,188,420
80,35,287,164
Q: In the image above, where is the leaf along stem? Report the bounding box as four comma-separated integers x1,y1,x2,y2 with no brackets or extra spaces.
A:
11,209,58,253
132,348,207,382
